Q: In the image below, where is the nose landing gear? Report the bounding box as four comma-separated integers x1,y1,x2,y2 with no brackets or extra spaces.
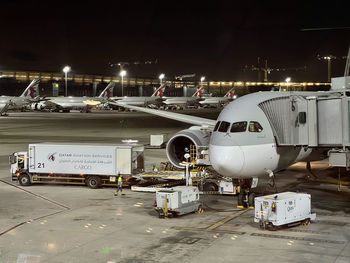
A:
236,178,258,209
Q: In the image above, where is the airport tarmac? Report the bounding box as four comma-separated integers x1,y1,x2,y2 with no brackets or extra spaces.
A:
0,110,349,263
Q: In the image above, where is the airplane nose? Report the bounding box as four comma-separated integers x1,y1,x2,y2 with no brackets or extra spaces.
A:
209,144,245,177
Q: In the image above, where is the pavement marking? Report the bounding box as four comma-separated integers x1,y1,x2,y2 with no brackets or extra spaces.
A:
250,233,346,244
0,179,71,210
172,226,245,235
205,209,248,231
0,179,71,237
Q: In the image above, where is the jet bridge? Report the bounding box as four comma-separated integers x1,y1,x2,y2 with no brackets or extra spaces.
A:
259,76,350,168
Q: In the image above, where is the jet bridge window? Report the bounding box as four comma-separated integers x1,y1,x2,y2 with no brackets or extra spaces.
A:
249,121,263,132
230,121,247,132
214,121,221,131
218,121,231,133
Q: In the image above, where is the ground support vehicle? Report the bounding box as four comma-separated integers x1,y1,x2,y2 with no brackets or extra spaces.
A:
154,186,202,218
254,192,316,230
10,143,144,188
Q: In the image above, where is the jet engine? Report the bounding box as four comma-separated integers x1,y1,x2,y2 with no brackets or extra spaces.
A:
166,126,210,169
31,101,46,111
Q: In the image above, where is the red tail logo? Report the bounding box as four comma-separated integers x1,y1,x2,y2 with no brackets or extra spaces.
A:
155,86,165,97
195,88,203,98
24,85,36,98
103,88,112,98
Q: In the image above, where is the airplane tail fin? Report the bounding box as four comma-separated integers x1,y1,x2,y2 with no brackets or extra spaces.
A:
151,84,166,97
20,78,40,99
192,87,204,98
98,82,115,98
224,88,235,98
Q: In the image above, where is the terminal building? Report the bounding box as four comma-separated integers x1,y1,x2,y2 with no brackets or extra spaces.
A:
0,69,330,97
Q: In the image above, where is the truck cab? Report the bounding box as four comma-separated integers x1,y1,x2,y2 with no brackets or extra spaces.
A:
9,151,29,184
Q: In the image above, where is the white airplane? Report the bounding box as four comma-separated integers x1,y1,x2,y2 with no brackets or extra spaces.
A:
0,78,40,116
35,82,115,112
199,88,235,108
161,87,204,110
110,84,166,108
114,88,345,206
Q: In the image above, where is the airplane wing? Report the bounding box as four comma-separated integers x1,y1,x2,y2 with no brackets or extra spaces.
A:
111,102,216,127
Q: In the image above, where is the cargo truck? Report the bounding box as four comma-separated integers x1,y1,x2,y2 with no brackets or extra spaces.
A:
10,143,144,188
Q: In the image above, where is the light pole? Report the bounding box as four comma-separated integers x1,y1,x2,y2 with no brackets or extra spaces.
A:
159,73,165,85
200,76,205,87
119,70,127,96
285,77,291,91
62,65,71,97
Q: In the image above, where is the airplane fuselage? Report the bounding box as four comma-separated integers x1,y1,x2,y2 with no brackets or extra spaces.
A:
111,96,162,107
43,96,103,110
209,92,326,178
162,97,201,106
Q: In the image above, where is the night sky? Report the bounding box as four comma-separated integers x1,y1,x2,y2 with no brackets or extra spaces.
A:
0,0,349,82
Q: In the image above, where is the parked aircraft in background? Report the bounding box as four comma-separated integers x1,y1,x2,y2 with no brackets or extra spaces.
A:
0,78,41,116
33,82,115,112
161,87,204,110
109,84,166,108
199,88,235,108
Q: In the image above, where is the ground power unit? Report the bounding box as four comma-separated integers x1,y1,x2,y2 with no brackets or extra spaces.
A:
155,186,202,218
254,192,316,230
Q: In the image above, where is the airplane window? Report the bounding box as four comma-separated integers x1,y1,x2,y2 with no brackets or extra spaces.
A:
230,121,247,132
214,121,221,132
218,121,231,132
249,121,263,132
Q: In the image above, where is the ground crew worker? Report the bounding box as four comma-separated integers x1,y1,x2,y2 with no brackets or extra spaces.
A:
114,176,123,196
153,165,158,172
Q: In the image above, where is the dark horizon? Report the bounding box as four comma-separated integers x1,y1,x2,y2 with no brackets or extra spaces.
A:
0,1,349,82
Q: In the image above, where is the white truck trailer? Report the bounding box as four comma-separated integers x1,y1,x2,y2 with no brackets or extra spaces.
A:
254,192,316,230
10,143,144,188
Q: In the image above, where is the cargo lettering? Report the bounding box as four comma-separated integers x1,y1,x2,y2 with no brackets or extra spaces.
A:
74,164,92,170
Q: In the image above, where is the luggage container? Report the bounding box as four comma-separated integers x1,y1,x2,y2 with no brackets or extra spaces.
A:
254,192,316,230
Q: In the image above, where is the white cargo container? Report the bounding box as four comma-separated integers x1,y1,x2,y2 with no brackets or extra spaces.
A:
149,134,167,148
155,186,202,217
254,192,316,230
10,143,144,188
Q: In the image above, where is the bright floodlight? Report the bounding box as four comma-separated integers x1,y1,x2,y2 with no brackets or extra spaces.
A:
63,66,71,73
285,77,291,83
119,70,127,77
200,76,205,82
159,73,165,80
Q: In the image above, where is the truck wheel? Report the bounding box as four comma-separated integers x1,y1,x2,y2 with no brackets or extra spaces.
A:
86,176,101,189
18,174,31,186
203,182,218,192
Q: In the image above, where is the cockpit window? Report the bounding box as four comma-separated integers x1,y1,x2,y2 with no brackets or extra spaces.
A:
214,121,221,132
218,121,231,132
249,121,263,132
230,121,247,132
